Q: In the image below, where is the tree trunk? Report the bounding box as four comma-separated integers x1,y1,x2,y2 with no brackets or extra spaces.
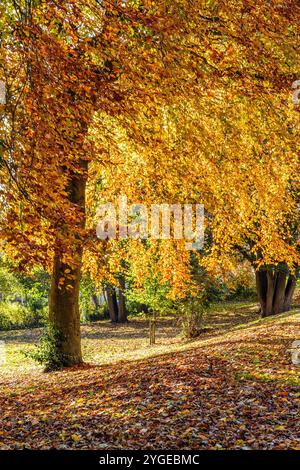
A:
283,275,297,312
49,160,87,367
106,285,118,322
273,271,288,315
49,252,83,366
265,269,275,316
255,266,296,317
91,293,100,311
255,270,267,316
118,275,127,323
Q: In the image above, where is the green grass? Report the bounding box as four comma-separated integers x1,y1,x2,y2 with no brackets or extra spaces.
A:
0,301,299,450
0,300,260,373
0,300,299,389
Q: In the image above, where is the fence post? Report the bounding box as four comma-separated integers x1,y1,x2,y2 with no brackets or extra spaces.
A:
149,319,156,345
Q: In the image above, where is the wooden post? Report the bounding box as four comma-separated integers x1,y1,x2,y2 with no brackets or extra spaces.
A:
149,319,156,345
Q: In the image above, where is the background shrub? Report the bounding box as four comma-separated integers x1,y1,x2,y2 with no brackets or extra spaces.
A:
0,302,47,330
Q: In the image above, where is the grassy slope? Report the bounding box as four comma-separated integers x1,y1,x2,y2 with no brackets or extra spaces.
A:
0,300,260,373
0,304,299,450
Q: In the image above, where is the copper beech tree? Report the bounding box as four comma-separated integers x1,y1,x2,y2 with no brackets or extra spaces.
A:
0,0,208,366
0,0,300,367
86,1,300,317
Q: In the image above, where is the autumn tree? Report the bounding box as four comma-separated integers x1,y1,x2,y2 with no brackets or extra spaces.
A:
0,0,173,365
0,0,207,366
1,0,300,369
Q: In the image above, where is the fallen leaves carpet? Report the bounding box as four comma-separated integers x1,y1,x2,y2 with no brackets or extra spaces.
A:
0,313,299,450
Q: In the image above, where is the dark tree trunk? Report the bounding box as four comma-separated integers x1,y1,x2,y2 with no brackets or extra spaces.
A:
283,275,297,312
256,270,267,316
140,303,149,314
118,275,127,323
91,293,100,311
273,271,288,315
49,161,87,367
255,266,296,317
265,269,275,316
106,285,119,322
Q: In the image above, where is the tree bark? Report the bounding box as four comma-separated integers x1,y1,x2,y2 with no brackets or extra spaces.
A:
49,160,87,367
255,266,296,317
255,270,267,316
273,271,287,315
265,269,275,316
49,252,83,366
106,285,118,322
283,275,297,312
118,275,127,323
91,293,100,311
